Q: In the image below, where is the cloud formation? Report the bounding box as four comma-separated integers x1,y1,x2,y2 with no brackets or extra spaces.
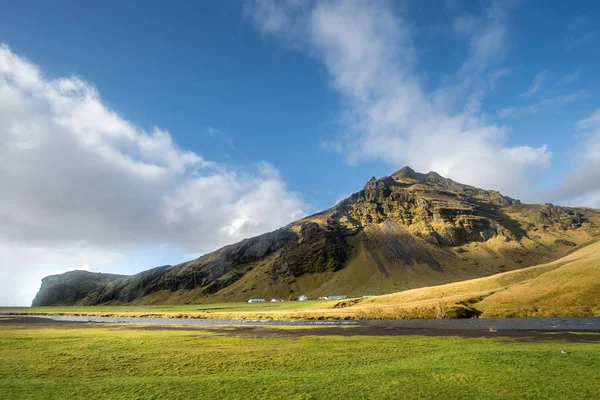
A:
247,0,552,200
206,126,220,135
522,71,550,98
565,15,598,48
550,109,600,208
0,44,306,305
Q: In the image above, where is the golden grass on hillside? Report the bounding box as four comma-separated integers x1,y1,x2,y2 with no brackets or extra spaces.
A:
350,238,600,318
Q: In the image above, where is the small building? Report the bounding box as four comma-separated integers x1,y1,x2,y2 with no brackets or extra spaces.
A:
327,295,348,300
318,296,329,300
298,295,308,301
270,298,284,302
248,298,265,303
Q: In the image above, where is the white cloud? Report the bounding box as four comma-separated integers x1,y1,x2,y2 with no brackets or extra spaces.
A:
565,15,598,48
497,106,516,118
163,164,305,245
557,67,583,86
549,109,600,208
497,89,587,119
0,44,307,305
0,242,122,306
245,0,311,49
489,67,514,91
576,109,600,131
206,125,220,135
206,125,236,150
528,90,588,114
247,0,551,199
521,71,550,98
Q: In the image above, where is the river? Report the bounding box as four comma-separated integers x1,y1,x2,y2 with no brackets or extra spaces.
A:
2,314,599,332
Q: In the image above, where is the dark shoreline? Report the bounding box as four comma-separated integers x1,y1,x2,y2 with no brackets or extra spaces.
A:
2,314,600,331
2,315,599,343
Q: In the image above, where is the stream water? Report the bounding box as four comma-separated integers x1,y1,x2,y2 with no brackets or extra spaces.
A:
2,314,599,331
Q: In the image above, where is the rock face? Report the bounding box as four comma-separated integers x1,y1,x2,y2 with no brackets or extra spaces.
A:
537,203,588,229
32,167,600,306
78,220,352,305
31,271,126,306
342,166,522,246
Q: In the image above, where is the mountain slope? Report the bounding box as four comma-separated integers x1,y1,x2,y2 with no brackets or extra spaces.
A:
347,237,600,318
32,167,600,306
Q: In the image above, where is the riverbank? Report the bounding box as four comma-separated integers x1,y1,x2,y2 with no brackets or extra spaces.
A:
3,314,600,333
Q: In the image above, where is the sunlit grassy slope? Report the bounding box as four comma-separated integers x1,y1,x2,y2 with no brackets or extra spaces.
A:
352,237,600,318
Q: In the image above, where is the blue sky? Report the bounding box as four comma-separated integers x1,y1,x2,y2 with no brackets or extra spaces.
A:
1,0,599,305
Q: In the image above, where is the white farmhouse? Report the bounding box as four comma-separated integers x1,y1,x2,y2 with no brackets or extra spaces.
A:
248,299,265,303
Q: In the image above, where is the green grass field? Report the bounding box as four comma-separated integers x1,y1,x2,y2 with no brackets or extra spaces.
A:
1,320,599,399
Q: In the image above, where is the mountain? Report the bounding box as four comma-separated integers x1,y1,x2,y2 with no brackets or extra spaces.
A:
32,167,600,306
31,270,126,306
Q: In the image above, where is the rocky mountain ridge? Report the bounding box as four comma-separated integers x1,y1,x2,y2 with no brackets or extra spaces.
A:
32,167,600,306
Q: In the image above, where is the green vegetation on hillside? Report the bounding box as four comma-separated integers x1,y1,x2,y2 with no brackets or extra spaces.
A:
1,322,599,399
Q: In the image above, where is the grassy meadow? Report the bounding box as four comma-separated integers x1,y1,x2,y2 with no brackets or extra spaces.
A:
0,299,341,319
1,320,599,399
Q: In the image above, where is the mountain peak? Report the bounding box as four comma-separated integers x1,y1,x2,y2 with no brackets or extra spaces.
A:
391,166,449,183
392,166,418,179
361,166,523,209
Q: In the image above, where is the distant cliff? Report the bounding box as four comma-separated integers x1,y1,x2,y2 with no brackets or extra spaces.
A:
32,270,127,306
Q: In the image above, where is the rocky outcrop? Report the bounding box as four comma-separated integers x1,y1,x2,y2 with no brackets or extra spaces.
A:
341,168,521,246
32,271,126,306
272,221,350,277
537,203,588,230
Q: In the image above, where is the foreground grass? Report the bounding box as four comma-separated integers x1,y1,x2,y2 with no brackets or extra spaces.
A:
1,323,599,399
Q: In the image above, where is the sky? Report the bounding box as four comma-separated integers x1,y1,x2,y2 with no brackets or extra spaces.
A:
1,0,599,305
